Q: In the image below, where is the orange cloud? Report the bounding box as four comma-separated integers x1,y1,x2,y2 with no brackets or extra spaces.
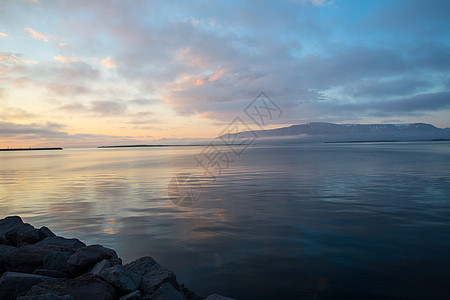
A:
21,59,37,64
53,55,78,63
0,32,8,38
0,53,18,63
208,67,226,82
101,57,116,68
25,27,51,42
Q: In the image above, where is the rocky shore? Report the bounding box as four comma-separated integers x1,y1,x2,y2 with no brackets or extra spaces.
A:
0,216,234,300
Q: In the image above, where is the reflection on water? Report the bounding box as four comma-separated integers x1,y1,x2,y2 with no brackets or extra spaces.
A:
1,143,450,299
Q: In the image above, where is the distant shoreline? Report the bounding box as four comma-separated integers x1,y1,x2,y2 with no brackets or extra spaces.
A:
98,144,206,148
325,139,450,144
97,144,247,148
0,147,63,152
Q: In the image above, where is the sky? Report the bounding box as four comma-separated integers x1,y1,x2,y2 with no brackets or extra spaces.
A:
0,0,449,148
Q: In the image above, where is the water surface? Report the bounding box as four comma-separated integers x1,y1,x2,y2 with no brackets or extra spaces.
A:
1,142,450,299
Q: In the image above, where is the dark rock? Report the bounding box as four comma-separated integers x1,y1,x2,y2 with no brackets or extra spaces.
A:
33,269,69,279
0,244,16,275
109,257,123,267
3,243,75,273
119,290,141,300
39,227,56,241
205,295,235,300
18,295,74,300
0,236,12,246
100,264,141,295
44,251,72,272
180,284,203,300
88,259,110,275
36,236,86,250
67,245,118,276
125,256,177,295
0,216,24,240
0,271,59,300
146,282,186,300
27,273,118,300
0,244,16,260
6,223,40,246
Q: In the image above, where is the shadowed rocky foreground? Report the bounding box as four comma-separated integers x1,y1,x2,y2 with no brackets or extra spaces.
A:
0,216,234,300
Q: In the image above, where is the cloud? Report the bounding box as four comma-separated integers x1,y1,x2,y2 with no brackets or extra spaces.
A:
294,91,450,120
0,121,66,137
59,100,127,116
0,0,449,142
25,27,51,42
128,98,160,106
46,83,91,96
372,92,450,113
0,32,8,38
0,121,146,147
0,107,38,120
343,78,431,98
53,55,78,63
101,57,116,68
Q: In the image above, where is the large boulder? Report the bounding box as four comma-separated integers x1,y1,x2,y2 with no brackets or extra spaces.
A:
44,251,72,272
124,257,177,295
0,216,26,245
26,273,118,300
100,264,141,295
67,245,118,276
3,243,75,273
36,237,86,250
145,282,186,300
0,272,59,300
6,223,40,246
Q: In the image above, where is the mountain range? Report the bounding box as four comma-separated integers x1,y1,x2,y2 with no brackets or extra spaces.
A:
217,122,450,143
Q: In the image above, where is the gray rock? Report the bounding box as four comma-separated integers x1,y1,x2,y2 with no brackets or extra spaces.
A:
146,282,186,300
125,256,177,295
3,243,75,273
18,295,74,300
67,245,118,276
67,245,117,275
36,236,86,250
27,273,118,300
6,223,40,246
0,216,24,242
44,251,72,272
205,295,235,300
0,271,59,300
88,259,111,275
119,290,141,300
33,269,69,279
39,227,56,241
100,264,141,295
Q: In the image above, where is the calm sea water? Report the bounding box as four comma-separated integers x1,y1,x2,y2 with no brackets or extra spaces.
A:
1,142,450,299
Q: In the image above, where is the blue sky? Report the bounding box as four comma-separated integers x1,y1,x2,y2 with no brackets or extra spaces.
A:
0,0,449,147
